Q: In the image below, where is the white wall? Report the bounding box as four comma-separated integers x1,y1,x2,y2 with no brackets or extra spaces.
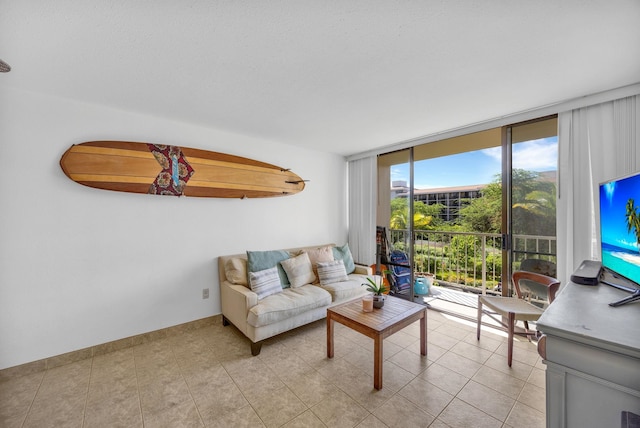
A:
0,86,348,369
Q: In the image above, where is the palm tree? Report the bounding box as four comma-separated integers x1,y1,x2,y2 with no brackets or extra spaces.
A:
625,198,640,252
390,208,435,231
513,188,556,218
390,199,443,231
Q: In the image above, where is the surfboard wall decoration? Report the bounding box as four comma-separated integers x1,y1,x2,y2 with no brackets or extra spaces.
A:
59,141,307,198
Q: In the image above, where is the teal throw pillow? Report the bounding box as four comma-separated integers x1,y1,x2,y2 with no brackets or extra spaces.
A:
247,250,290,287
332,243,355,274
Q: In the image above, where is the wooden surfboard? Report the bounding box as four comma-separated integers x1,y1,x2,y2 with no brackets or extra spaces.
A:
60,141,306,198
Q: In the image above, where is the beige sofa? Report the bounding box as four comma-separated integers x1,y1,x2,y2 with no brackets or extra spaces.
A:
218,244,373,355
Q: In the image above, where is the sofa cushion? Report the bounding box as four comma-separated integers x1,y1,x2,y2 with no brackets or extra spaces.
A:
225,257,248,286
249,266,283,300
280,252,316,288
318,274,367,301
247,285,332,327
332,243,356,274
317,260,349,285
301,245,334,282
247,250,290,287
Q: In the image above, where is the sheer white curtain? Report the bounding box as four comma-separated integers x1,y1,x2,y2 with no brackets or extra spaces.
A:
348,156,377,266
557,95,640,284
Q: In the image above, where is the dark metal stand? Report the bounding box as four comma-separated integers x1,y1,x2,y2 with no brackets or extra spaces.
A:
609,289,640,307
601,280,640,307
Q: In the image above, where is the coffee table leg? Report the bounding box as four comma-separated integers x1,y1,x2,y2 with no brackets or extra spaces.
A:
374,335,383,390
420,312,427,356
327,316,334,358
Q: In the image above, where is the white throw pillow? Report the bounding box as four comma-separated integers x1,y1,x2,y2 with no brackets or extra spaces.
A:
249,266,283,299
224,257,248,286
280,252,316,288
317,259,349,285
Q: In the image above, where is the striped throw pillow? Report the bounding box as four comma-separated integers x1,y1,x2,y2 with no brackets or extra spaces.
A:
249,266,283,299
317,260,349,285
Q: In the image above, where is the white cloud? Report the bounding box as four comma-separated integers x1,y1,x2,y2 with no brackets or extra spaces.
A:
482,138,557,171
482,147,501,162
513,138,557,170
391,166,407,181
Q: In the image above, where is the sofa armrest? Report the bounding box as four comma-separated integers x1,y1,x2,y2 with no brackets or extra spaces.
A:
354,264,372,275
220,281,258,336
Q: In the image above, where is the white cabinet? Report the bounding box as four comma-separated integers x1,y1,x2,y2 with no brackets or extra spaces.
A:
536,281,640,428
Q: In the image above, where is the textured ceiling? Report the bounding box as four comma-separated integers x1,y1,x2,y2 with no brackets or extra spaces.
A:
1,1,639,156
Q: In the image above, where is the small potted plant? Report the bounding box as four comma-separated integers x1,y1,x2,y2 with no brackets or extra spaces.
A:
364,274,389,308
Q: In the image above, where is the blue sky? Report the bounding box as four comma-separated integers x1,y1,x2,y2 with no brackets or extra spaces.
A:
391,137,558,189
600,173,640,251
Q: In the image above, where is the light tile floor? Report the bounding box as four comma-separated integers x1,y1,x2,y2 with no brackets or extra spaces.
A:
0,309,546,427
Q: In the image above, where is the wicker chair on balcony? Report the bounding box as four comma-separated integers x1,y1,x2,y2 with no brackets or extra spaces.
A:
476,271,560,366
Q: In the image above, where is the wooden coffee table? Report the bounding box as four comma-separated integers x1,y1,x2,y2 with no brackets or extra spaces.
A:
327,295,427,390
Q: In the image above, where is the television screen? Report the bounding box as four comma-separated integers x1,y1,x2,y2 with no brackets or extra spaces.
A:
599,171,640,287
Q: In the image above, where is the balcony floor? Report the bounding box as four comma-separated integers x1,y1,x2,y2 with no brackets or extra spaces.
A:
425,286,479,309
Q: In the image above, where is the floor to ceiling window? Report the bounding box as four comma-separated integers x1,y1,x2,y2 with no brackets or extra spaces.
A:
377,116,558,317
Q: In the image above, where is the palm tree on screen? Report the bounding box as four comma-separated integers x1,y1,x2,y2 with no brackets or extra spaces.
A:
625,198,640,252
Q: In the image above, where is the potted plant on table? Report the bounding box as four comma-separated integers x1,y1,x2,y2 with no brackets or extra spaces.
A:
365,273,389,308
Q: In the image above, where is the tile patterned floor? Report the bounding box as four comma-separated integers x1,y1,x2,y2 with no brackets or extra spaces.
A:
0,309,546,427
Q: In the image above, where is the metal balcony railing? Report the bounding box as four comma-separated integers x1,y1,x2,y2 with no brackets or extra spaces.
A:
387,229,557,297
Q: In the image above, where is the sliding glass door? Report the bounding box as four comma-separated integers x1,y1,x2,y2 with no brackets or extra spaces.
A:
377,116,558,314
506,117,558,296
377,148,415,301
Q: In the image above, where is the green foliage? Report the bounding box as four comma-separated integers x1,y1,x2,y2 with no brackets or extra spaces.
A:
459,188,501,233
459,169,556,236
386,168,554,290
448,235,480,266
390,199,444,230
437,223,467,233
512,172,556,236
484,251,503,275
392,241,406,252
364,274,389,295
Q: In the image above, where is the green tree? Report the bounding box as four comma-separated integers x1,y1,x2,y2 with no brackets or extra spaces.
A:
459,169,556,236
511,170,556,236
448,234,480,267
511,169,540,203
459,181,501,233
390,198,444,230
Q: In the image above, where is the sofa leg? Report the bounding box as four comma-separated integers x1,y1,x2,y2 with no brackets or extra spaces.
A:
251,341,263,356
222,316,230,327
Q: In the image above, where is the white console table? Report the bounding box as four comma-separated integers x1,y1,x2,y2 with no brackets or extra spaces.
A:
536,280,640,428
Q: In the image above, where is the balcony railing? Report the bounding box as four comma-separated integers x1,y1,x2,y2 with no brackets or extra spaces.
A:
387,229,557,297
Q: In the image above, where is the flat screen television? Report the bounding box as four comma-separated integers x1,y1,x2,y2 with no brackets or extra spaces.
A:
599,170,640,305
